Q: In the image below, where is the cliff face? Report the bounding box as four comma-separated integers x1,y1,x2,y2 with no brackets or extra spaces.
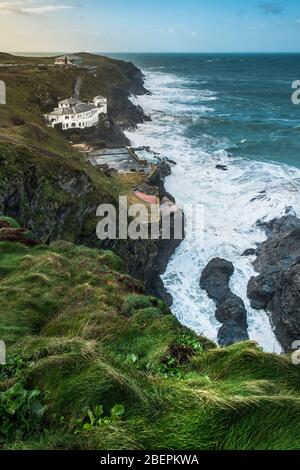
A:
247,215,300,352
0,144,113,245
0,143,181,302
112,162,184,304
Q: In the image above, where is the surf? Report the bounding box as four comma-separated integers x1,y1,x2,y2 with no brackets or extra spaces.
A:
126,64,300,353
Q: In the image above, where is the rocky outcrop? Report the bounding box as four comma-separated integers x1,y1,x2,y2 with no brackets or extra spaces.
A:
60,117,130,147
113,211,184,306
113,160,184,305
247,215,300,352
242,248,256,256
103,60,151,130
200,258,249,346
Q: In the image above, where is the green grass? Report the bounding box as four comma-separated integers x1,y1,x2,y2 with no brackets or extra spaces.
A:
0,228,300,450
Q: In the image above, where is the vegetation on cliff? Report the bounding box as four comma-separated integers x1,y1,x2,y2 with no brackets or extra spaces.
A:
0,220,300,450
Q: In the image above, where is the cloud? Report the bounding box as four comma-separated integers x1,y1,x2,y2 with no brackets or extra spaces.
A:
0,1,75,15
259,2,285,15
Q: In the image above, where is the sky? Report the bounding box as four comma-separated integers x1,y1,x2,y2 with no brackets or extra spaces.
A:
0,0,300,53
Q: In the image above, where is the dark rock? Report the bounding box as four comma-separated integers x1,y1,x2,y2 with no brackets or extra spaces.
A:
216,164,228,171
61,117,130,147
163,192,176,204
165,157,177,166
247,215,300,352
200,258,248,346
218,321,249,347
200,258,234,303
134,182,159,196
147,160,172,198
242,248,256,256
215,293,248,324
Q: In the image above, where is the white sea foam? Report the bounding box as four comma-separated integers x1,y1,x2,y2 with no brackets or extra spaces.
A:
126,69,300,353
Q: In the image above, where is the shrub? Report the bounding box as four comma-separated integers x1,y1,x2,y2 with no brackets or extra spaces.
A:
11,116,25,126
70,404,125,433
123,294,167,316
0,216,20,229
0,355,29,381
0,382,46,441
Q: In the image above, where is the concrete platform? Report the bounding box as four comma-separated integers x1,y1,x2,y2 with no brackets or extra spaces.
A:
88,146,157,174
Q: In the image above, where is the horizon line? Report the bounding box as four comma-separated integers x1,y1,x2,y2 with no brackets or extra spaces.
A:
4,50,300,55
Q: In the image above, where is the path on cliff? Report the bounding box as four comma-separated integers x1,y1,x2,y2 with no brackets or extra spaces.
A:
73,77,82,99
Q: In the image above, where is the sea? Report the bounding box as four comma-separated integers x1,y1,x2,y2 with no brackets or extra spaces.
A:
106,53,300,353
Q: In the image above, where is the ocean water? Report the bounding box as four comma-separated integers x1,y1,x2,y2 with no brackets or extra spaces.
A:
107,53,300,352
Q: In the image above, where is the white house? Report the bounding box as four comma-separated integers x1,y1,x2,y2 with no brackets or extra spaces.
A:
44,96,108,130
54,55,83,68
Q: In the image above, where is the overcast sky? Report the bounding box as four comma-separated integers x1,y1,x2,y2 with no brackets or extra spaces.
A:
1,0,300,52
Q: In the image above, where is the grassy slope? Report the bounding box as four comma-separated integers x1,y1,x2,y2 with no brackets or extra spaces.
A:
0,225,300,450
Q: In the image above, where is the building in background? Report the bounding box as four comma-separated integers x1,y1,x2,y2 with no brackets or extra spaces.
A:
54,55,83,68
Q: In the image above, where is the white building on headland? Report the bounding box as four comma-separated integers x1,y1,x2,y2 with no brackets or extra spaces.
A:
55,55,83,68
44,96,108,130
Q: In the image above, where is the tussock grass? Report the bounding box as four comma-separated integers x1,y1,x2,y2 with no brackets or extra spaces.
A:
1,236,300,450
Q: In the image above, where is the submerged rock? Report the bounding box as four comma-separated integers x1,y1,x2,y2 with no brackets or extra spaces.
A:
200,258,249,346
216,164,228,171
247,215,300,352
242,248,256,257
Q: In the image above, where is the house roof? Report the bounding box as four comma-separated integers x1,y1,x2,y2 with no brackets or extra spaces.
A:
94,95,107,101
47,102,98,117
73,103,97,113
47,108,73,116
55,55,82,61
58,97,81,107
